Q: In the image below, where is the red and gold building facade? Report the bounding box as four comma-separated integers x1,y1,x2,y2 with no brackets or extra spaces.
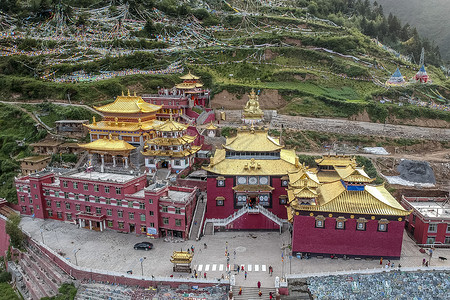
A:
85,91,163,146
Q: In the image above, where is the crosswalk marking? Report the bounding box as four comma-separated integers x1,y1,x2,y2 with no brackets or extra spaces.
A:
195,263,269,273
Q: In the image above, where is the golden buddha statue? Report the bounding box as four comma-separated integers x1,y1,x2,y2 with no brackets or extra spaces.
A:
242,89,264,122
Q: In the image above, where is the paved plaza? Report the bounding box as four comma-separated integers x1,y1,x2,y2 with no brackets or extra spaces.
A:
20,216,450,290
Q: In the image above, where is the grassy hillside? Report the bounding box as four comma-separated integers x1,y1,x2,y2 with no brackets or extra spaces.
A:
373,0,450,61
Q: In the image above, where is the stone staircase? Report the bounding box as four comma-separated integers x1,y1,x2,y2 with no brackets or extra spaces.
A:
189,192,207,240
231,286,277,300
14,245,71,299
155,168,171,181
203,205,287,235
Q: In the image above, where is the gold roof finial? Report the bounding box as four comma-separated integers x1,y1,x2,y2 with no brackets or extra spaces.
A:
122,90,124,96
115,117,118,126
92,116,96,125
134,91,137,97
250,122,255,133
108,133,112,140
127,89,130,96
138,118,142,125
169,109,173,121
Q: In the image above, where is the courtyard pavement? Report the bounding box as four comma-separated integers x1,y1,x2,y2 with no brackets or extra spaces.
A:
20,217,450,289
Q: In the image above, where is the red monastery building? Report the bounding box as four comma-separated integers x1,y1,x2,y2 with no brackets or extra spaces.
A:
13,171,197,239
287,156,411,259
401,196,450,246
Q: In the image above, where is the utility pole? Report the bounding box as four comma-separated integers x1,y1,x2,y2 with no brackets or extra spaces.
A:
140,257,146,276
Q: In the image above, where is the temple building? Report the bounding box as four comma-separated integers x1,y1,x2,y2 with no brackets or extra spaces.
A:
242,89,264,124
141,114,201,173
13,170,197,239
85,91,163,146
287,159,411,259
78,135,136,172
202,124,301,231
142,72,211,122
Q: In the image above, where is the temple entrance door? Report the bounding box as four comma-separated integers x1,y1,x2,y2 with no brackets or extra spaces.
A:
129,224,135,233
161,161,168,168
248,195,258,208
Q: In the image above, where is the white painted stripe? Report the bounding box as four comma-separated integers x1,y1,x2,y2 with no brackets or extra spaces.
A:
212,264,217,271
248,264,252,271
255,265,259,272
198,264,203,272
219,264,224,271
205,264,210,271
262,265,266,272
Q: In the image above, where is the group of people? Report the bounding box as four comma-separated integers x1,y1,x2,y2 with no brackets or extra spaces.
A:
237,281,275,299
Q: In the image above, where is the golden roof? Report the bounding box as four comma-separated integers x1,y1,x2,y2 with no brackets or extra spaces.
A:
154,118,188,132
78,136,136,152
316,171,342,183
94,91,162,114
315,155,357,167
203,148,300,176
288,167,320,188
335,165,375,183
175,82,204,89
179,72,200,80
242,89,264,119
170,251,193,264
141,145,201,158
206,121,218,130
223,127,283,152
232,185,275,192
288,187,318,200
291,181,410,216
84,119,163,132
148,135,196,146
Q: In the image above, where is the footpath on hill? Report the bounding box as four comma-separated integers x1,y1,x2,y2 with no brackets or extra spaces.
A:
270,115,450,141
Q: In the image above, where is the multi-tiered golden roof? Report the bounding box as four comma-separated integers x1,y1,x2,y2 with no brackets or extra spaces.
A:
286,155,410,222
203,125,300,176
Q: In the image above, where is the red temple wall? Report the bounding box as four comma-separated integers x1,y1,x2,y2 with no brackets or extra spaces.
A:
0,217,9,256
226,213,279,230
292,216,405,258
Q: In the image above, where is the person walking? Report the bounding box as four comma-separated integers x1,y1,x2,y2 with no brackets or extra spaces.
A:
422,258,426,266
244,271,247,280
238,287,242,295
204,272,206,279
269,292,273,300
204,243,207,249
241,265,244,272
258,290,262,297
380,257,383,265
257,281,261,289
237,267,240,274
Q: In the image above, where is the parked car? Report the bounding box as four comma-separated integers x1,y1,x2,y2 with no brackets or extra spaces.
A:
134,242,153,251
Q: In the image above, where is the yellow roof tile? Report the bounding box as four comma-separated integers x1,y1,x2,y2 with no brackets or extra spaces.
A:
315,154,356,167
288,168,320,187
85,120,163,132
154,119,188,132
203,149,299,176
335,165,375,183
94,93,162,114
141,146,201,158
179,72,200,80
148,135,196,146
223,128,283,152
316,171,342,183
170,251,193,263
78,137,136,152
175,82,204,89
291,181,410,216
206,122,218,130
